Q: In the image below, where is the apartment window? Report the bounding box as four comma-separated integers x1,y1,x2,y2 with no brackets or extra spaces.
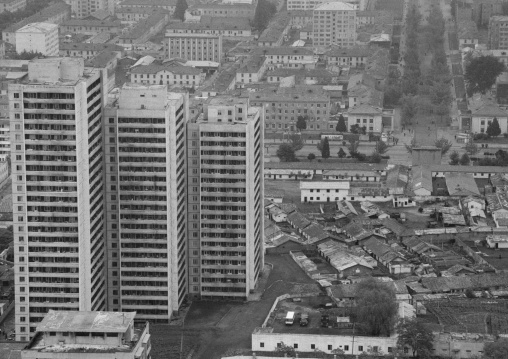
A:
16,145,21,150
19,256,24,262
328,345,332,350
109,118,115,123
260,343,264,348
112,262,117,267
358,346,363,352
16,156,21,161
20,287,25,292
110,156,115,162
311,344,315,349
111,195,116,200
112,271,117,276
15,114,20,119
20,296,25,302
19,236,24,241
18,246,24,252
13,93,19,98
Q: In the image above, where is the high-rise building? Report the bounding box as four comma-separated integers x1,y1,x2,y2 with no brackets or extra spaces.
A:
488,16,508,49
187,97,264,300
312,1,357,48
9,57,107,340
15,22,59,56
104,84,189,322
64,0,114,18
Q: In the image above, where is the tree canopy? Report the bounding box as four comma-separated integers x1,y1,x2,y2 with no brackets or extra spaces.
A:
288,133,304,151
319,138,330,159
307,153,316,161
435,137,452,155
484,339,508,359
465,56,505,96
397,318,434,358
276,143,297,162
353,278,397,336
449,150,460,165
460,153,471,165
487,117,502,137
173,0,188,21
252,0,276,32
336,114,347,132
296,115,307,131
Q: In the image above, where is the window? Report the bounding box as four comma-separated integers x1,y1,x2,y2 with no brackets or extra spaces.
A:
344,345,349,351
293,344,298,349
388,347,392,353
328,345,332,350
260,342,264,348
311,344,315,349
358,346,363,352
13,93,19,98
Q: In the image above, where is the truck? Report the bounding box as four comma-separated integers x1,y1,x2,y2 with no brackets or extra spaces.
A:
300,313,309,326
285,311,295,325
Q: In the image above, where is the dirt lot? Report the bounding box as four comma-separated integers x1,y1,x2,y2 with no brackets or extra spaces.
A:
149,253,320,359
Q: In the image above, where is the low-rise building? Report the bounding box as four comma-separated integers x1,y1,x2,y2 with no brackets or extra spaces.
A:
166,16,252,39
300,181,350,202
347,103,383,133
2,1,71,44
15,22,59,56
458,19,479,48
130,63,205,87
466,95,508,133
486,235,508,248
59,42,124,59
236,55,267,84
117,12,169,48
289,9,313,27
165,33,222,62
116,6,164,23
117,0,176,14
325,46,371,67
60,18,121,35
21,310,151,359
257,11,291,47
249,86,331,131
0,0,26,14
185,1,257,19
256,46,315,67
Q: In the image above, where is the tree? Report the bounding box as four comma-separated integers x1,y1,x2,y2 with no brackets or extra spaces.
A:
354,278,398,336
173,0,188,21
307,153,316,161
465,141,479,156
347,139,360,157
296,115,307,131
460,153,471,165
369,152,382,163
337,148,347,158
336,114,347,132
320,138,330,159
350,124,366,135
375,141,388,155
252,0,276,32
276,143,297,162
435,137,452,155
405,138,417,154
465,55,505,95
13,51,43,60
275,342,296,357
483,339,508,359
397,318,434,358
401,95,418,126
487,117,502,137
449,151,460,165
288,133,304,151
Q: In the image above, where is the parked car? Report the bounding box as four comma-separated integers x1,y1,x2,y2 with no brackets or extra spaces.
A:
300,313,309,326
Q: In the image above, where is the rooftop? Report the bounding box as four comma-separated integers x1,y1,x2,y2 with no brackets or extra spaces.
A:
17,22,58,34
4,2,70,33
315,1,356,11
36,310,136,333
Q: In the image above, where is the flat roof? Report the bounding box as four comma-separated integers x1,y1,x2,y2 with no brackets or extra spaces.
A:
36,310,136,333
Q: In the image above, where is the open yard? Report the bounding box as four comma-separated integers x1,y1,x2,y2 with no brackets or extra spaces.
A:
149,253,320,359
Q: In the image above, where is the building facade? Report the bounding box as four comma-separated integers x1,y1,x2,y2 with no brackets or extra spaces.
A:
488,16,508,50
21,310,151,359
313,1,357,48
15,22,59,56
130,64,205,88
165,33,223,62
187,97,264,300
0,0,26,14
103,84,189,322
9,58,107,340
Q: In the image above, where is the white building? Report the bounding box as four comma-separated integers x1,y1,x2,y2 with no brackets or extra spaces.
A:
187,96,264,300
9,57,107,340
130,63,205,88
288,0,361,11
312,2,357,48
15,22,59,56
104,84,189,321
252,328,403,355
165,33,222,63
21,310,151,359
347,104,383,133
300,181,350,202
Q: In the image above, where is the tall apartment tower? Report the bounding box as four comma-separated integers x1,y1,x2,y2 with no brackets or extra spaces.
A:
104,84,188,322
64,0,114,18
187,97,264,300
488,16,508,49
9,58,107,340
312,1,357,48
